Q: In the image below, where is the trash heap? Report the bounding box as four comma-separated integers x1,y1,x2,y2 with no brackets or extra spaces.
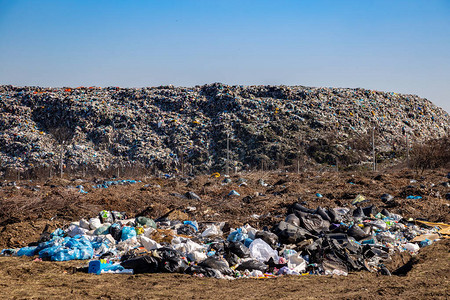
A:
2,204,447,279
0,84,449,173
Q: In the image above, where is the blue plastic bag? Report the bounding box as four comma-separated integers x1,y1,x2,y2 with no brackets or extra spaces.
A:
17,246,37,257
227,228,247,242
51,228,65,239
73,246,94,260
244,237,254,247
183,221,198,232
39,245,62,259
37,236,94,261
88,260,120,275
121,226,137,241
51,248,76,261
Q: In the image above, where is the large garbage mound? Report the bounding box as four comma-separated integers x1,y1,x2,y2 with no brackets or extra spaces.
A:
1,84,449,174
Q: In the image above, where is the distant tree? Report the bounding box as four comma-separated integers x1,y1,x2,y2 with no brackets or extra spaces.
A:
410,135,450,172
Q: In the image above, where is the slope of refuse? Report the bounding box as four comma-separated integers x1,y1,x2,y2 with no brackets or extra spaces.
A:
0,84,449,174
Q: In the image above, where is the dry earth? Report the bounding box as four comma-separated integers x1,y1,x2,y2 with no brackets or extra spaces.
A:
0,169,449,299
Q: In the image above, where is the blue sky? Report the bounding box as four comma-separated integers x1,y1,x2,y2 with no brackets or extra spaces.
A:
0,0,449,112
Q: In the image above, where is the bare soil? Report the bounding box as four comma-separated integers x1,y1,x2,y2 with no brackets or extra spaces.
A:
0,169,449,299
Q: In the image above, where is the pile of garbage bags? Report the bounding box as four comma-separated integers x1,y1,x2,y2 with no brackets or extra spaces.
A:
2,204,446,279
0,84,449,174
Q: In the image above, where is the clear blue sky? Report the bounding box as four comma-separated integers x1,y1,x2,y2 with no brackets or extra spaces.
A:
1,0,449,112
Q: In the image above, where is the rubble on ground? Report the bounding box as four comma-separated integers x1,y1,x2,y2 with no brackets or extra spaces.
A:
2,203,447,279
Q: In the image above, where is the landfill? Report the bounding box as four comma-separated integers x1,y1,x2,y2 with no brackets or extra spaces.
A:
0,167,449,298
2,203,447,279
0,84,449,175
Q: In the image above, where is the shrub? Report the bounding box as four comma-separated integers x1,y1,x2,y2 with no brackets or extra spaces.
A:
410,135,450,171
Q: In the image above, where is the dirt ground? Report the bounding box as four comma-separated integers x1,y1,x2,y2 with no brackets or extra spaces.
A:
0,169,449,299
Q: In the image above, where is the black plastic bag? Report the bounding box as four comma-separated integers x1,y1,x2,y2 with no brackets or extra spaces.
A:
381,208,392,217
226,241,250,258
322,252,348,274
185,265,221,278
293,210,309,219
362,205,378,217
291,203,315,214
157,247,188,273
161,257,188,273
285,214,300,226
37,224,52,243
273,221,309,244
207,241,227,255
315,206,331,222
300,214,330,235
236,259,268,272
120,248,149,262
120,256,160,274
225,252,240,266
255,231,278,247
347,225,369,241
326,208,341,223
199,256,234,276
381,193,394,203
352,207,365,218
177,225,196,236
110,223,122,241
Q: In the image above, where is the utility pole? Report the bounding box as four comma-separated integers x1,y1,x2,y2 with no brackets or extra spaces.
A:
372,127,376,171
406,133,410,168
60,141,64,178
226,132,230,176
181,150,184,177
297,135,301,174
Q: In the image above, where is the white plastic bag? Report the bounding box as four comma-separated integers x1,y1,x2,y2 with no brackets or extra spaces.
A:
243,224,257,240
116,237,139,252
65,224,87,237
187,251,207,262
89,217,102,230
201,225,222,238
143,227,156,237
103,234,116,245
287,253,306,273
369,219,387,231
140,236,160,251
79,219,90,230
184,240,204,253
249,269,264,277
249,238,279,262
403,242,419,253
